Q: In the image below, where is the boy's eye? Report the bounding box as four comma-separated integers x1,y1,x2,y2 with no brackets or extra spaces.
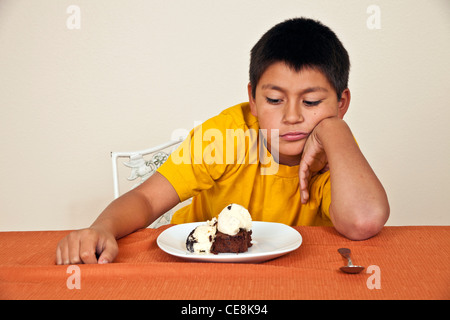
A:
303,100,322,107
266,97,283,104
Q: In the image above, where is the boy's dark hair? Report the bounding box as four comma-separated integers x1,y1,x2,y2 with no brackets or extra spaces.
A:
249,18,350,100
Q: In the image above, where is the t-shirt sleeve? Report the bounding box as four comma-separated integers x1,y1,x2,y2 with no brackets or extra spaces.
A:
157,119,230,202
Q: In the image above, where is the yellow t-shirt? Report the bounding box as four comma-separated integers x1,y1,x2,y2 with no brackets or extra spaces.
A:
157,102,333,226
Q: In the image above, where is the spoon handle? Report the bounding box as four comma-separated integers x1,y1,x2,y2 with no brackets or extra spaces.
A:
338,248,354,266
338,248,351,259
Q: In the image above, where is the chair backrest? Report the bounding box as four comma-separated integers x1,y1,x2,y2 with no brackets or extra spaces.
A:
111,137,187,228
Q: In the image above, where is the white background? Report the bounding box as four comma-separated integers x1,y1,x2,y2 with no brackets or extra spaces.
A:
1,0,449,231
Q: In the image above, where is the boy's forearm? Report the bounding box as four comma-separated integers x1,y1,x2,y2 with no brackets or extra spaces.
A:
316,117,389,240
90,190,153,239
90,172,180,240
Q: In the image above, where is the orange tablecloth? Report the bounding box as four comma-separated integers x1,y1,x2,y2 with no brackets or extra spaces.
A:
0,226,449,300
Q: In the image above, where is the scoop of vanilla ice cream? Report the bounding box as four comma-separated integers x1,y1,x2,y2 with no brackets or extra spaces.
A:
189,218,217,254
217,204,252,236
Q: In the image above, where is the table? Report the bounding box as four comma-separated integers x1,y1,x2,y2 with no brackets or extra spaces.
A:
0,226,449,300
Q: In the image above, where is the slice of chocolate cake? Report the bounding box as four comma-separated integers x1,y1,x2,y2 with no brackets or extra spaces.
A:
211,229,252,254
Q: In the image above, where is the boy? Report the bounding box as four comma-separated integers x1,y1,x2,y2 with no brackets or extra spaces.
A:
56,18,389,265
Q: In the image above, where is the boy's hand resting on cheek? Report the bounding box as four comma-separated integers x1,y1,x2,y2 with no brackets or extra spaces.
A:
298,116,389,240
56,227,118,265
298,118,331,204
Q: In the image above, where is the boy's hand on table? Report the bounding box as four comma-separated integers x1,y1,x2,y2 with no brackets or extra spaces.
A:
55,172,180,265
55,226,118,265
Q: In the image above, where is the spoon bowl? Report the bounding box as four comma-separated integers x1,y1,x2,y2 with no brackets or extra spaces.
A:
338,248,365,274
339,265,365,274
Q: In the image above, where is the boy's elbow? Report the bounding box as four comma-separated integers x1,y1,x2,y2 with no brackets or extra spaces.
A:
347,215,387,241
334,202,390,241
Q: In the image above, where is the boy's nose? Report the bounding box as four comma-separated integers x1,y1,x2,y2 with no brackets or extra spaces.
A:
283,102,304,124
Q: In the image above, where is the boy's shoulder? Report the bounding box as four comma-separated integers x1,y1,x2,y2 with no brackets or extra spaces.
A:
207,102,259,131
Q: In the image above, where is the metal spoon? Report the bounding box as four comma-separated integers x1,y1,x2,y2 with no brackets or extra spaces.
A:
338,248,365,274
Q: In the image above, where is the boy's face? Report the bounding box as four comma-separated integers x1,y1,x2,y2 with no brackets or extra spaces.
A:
248,61,350,166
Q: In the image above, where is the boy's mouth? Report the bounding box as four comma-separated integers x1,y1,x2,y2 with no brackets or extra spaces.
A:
280,131,309,141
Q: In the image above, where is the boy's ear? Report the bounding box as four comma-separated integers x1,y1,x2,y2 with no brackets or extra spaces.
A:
247,82,258,117
338,88,351,119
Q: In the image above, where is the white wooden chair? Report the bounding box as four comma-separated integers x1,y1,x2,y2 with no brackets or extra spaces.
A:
111,137,189,228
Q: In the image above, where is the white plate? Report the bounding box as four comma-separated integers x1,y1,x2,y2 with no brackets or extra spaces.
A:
157,221,302,263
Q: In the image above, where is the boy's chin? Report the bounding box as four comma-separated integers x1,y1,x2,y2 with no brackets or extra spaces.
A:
280,142,305,156
266,141,304,164
272,149,303,166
